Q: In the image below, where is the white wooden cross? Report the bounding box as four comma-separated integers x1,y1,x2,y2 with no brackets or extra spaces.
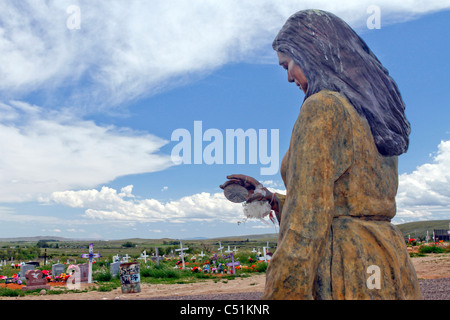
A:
199,251,205,259
217,242,224,255
251,248,256,253
80,243,101,283
225,246,232,254
175,240,189,269
140,250,149,263
263,242,271,262
233,246,238,254
151,248,164,266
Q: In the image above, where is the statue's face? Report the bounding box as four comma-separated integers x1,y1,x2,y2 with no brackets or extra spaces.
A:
277,51,308,94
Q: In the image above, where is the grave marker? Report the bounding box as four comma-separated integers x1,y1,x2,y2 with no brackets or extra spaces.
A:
110,262,121,278
151,248,163,266
175,240,189,270
26,261,40,267
226,253,240,275
42,249,48,266
78,263,89,282
22,269,50,291
217,242,224,255
20,264,35,281
138,251,149,263
52,263,65,277
264,242,272,262
80,243,101,283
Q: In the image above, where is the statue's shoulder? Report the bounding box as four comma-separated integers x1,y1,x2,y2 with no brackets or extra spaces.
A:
301,90,353,119
304,90,349,107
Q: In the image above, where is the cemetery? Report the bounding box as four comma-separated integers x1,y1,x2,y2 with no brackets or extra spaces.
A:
0,232,449,299
0,238,276,298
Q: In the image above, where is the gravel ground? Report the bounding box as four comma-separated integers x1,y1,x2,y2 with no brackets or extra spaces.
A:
145,278,450,300
419,278,450,300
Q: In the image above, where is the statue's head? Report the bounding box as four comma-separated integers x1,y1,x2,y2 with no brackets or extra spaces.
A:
273,9,410,156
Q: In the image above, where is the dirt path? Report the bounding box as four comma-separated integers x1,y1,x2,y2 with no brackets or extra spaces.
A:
410,253,450,279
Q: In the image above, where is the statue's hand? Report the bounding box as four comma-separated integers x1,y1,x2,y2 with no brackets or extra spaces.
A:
220,174,272,203
220,174,258,191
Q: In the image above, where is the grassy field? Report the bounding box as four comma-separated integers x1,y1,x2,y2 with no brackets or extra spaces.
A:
0,220,448,264
0,235,276,263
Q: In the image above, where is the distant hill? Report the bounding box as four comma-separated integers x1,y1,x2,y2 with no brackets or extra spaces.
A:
214,220,450,242
0,220,448,243
396,220,450,240
214,233,277,241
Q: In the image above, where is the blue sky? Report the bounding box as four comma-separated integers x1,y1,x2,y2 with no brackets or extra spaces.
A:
1,1,449,240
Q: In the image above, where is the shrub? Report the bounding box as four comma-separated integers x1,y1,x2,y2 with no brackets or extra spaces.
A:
0,287,25,297
255,262,268,273
419,245,444,254
94,271,112,282
97,281,120,292
122,241,135,248
141,265,181,279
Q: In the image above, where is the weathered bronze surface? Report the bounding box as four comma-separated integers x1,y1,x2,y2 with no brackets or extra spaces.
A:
224,183,249,203
262,90,422,300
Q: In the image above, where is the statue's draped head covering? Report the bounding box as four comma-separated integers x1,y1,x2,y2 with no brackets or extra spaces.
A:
273,9,410,156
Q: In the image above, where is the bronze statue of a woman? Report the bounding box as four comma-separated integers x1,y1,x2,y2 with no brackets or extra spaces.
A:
221,9,422,299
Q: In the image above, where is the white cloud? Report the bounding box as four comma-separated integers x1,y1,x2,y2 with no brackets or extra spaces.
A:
45,185,246,224
397,140,450,206
0,101,174,202
40,182,288,227
1,0,449,110
395,140,450,222
261,180,285,189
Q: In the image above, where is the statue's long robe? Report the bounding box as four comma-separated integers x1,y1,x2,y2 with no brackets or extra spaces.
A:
263,90,422,300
